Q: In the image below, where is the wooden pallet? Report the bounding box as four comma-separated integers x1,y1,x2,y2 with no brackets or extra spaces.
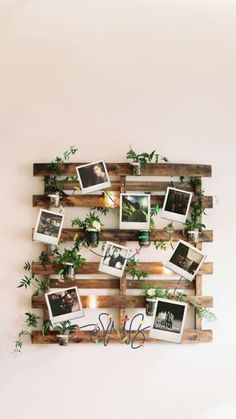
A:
31,162,213,344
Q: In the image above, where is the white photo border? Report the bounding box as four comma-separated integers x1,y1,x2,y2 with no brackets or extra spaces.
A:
75,160,111,194
98,241,130,278
165,239,206,281
45,287,84,324
161,187,193,223
119,193,151,230
149,298,188,343
33,209,64,245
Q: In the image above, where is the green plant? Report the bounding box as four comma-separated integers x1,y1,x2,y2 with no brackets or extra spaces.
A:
53,241,86,276
14,312,40,353
71,211,103,231
44,146,78,194
53,321,78,335
183,177,206,233
154,240,168,251
18,260,49,296
126,146,168,170
127,258,149,280
150,204,161,231
143,287,216,321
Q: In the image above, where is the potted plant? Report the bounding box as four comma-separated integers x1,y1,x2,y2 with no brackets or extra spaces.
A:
126,146,168,176
183,177,206,243
53,242,86,280
44,146,78,207
144,288,157,316
138,204,160,247
53,321,78,346
71,211,103,248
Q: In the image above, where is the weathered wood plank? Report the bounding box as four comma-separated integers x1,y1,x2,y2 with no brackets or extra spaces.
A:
58,228,213,243
57,180,193,192
32,294,213,309
32,194,213,208
49,278,195,290
31,261,213,275
33,163,212,177
31,329,213,344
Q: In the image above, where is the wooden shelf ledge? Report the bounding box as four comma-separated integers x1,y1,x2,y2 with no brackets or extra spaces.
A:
31,329,213,344
33,163,212,177
32,194,213,208
31,261,213,276
32,294,213,309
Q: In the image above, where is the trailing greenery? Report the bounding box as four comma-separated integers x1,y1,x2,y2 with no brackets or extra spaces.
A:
53,241,86,276
53,321,78,335
126,146,169,170
144,287,216,321
154,240,168,251
17,260,49,296
44,146,78,194
183,177,206,233
71,211,103,231
150,204,161,231
127,258,149,280
14,312,40,353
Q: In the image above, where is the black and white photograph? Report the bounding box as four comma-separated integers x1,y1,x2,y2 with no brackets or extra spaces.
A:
165,239,206,281
119,193,150,230
33,209,64,245
45,287,84,324
149,298,188,343
98,241,130,278
76,160,111,194
161,187,193,223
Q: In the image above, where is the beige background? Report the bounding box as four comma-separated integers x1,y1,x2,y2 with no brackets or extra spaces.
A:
0,1,236,418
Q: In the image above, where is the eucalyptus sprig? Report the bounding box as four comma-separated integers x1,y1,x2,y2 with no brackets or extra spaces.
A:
127,258,149,280
18,260,49,296
150,204,161,231
53,241,86,276
126,146,168,170
183,177,206,233
45,146,78,195
143,287,216,321
14,313,40,353
71,211,102,231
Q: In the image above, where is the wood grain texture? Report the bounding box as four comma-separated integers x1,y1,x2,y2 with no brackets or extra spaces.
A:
31,329,213,344
31,261,213,275
49,278,195,290
57,180,193,192
32,294,213,309
57,228,213,243
33,162,212,177
32,194,213,208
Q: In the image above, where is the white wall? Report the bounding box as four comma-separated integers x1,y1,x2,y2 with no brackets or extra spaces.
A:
0,1,236,418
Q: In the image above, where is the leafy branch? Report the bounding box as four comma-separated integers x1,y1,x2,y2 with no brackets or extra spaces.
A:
45,146,78,194
127,258,149,280
126,146,168,170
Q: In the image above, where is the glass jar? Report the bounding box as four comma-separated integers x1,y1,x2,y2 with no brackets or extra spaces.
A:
138,230,151,247
86,229,99,248
146,299,156,316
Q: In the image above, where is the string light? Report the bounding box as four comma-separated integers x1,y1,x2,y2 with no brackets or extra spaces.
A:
88,295,98,309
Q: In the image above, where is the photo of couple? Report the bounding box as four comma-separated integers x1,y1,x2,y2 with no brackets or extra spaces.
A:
99,242,130,278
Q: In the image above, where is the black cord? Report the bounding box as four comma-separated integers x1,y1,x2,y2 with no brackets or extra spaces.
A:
173,276,183,294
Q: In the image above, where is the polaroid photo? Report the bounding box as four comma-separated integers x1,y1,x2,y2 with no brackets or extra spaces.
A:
165,239,206,281
33,209,64,245
149,298,188,343
45,287,84,324
76,160,111,194
161,187,193,223
98,241,130,278
120,193,151,230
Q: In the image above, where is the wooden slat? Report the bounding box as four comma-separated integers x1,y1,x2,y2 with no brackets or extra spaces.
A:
31,261,213,275
31,329,213,344
32,294,213,309
58,228,213,243
32,194,213,208
33,163,212,177
56,180,193,192
49,278,195,290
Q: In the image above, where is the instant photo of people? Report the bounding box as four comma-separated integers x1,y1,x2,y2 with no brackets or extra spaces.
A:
98,242,130,278
45,287,84,324
33,209,64,245
149,298,188,343
119,193,150,230
76,160,111,194
165,239,206,281
161,187,193,223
